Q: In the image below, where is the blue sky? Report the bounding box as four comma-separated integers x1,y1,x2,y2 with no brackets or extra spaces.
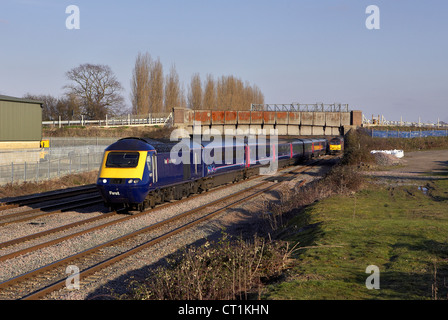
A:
0,0,447,122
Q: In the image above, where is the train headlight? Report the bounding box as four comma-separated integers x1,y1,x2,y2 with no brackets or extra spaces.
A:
128,179,141,184
98,178,108,184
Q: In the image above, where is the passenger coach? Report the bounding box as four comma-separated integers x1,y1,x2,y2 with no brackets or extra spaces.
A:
96,137,330,211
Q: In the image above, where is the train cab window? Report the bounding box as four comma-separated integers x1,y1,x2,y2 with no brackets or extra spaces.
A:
106,152,140,168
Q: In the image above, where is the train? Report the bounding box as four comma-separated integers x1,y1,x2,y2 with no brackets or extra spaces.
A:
328,137,344,155
96,136,333,211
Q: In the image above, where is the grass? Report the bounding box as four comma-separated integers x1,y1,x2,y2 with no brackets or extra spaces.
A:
264,179,448,300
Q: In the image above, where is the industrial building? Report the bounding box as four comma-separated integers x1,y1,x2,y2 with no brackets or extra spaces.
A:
0,95,43,149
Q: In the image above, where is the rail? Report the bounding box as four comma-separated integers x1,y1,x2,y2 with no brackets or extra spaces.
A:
0,158,327,299
251,103,349,112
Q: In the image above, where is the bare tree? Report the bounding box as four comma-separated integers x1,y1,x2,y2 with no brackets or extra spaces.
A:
149,57,164,114
131,52,152,115
58,93,82,120
23,93,81,121
214,75,264,110
164,64,180,111
179,83,188,109
203,74,216,109
188,73,202,110
64,63,124,119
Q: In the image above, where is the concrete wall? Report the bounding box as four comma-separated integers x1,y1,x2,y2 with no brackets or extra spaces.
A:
173,108,359,136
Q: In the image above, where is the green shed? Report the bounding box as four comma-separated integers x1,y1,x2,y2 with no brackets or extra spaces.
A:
0,95,43,145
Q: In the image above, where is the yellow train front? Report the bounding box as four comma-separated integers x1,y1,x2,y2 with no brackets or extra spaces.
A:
96,138,156,211
328,137,344,155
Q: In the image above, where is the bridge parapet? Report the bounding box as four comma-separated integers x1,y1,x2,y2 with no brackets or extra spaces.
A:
173,108,361,136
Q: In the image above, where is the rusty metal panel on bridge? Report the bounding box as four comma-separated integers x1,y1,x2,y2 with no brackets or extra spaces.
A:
263,111,276,124
224,111,237,124
250,111,263,124
194,111,211,124
313,112,326,126
325,112,341,127
184,109,194,124
237,111,251,124
301,112,313,125
276,112,288,124
211,111,225,124
288,112,301,125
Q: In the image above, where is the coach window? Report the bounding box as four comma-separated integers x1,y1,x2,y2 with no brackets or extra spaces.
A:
152,154,158,182
194,152,198,174
146,153,152,174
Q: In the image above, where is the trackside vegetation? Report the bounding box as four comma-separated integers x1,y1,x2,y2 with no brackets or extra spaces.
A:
264,129,448,300
124,129,448,300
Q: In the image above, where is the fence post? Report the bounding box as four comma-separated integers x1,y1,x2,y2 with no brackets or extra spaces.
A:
11,162,14,184
24,162,27,182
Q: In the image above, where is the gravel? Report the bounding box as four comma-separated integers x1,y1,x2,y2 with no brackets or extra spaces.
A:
0,161,331,300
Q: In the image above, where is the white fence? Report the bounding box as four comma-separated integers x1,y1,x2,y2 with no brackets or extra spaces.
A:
0,137,120,186
42,113,173,128
0,152,104,185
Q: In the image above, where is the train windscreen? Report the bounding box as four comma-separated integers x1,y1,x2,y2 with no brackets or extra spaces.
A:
106,152,140,168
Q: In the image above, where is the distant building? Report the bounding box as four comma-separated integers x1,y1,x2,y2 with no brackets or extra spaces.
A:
0,95,43,149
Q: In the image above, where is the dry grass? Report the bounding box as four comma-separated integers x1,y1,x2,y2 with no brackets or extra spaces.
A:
125,235,296,300
259,164,365,235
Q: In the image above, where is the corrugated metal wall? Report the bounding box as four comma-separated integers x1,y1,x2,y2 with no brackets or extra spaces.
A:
0,100,42,141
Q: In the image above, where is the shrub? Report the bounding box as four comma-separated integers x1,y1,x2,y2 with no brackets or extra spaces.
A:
125,235,295,300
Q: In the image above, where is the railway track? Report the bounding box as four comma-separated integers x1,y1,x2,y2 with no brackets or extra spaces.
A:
0,184,98,211
0,158,330,300
0,194,103,226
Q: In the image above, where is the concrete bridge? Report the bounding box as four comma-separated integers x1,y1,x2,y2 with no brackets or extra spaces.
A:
173,107,362,136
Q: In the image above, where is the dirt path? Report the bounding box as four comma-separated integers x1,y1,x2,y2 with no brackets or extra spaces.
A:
366,149,448,181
